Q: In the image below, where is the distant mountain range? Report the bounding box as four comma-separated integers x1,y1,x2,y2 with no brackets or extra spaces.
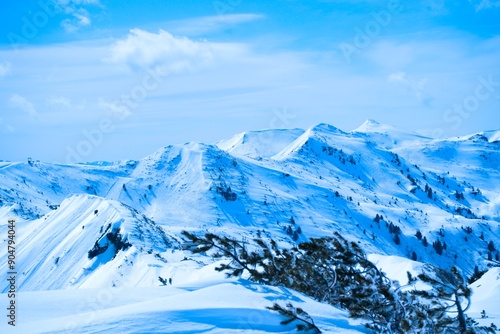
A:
1,120,499,332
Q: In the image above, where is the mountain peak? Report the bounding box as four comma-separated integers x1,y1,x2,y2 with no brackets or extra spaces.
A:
216,128,305,159
309,122,345,134
354,119,394,133
364,119,380,126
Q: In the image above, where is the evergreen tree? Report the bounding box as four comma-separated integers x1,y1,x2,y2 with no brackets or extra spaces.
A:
468,266,487,284
433,240,443,255
412,266,495,333
394,233,401,245
182,231,409,332
422,236,428,247
180,231,267,282
455,191,465,200
180,230,494,333
487,241,495,252
415,230,422,240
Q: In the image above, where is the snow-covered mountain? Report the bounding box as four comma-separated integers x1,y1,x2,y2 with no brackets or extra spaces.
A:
1,120,499,333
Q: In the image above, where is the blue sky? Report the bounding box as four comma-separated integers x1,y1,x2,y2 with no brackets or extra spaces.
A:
0,0,499,163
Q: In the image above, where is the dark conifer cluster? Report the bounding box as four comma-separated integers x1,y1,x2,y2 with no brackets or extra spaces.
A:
181,231,497,333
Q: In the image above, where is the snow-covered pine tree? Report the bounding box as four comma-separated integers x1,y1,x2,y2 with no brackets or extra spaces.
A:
181,230,412,332
412,266,496,333
181,231,495,333
180,231,266,281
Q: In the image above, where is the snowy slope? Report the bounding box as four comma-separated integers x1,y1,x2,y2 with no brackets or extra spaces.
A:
0,194,175,292
0,269,367,334
352,119,431,150
469,267,500,327
2,121,500,263
2,121,499,276
217,128,305,159
0,120,499,332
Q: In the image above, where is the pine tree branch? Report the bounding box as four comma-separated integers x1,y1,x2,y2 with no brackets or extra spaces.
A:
267,303,322,333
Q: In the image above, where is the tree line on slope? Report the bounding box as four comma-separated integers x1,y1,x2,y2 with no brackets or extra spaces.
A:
181,230,497,334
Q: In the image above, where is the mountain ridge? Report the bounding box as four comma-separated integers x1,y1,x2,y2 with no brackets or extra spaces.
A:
1,120,499,293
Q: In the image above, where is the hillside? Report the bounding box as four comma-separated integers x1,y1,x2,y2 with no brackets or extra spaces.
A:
1,120,499,332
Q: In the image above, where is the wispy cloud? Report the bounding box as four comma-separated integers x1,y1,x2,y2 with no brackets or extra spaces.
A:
424,0,449,15
61,8,92,33
1,17,499,162
98,99,132,119
0,61,11,77
9,94,38,119
47,96,85,110
0,118,16,133
55,0,101,12
168,14,265,35
106,29,240,75
388,71,432,107
55,0,100,32
470,0,500,11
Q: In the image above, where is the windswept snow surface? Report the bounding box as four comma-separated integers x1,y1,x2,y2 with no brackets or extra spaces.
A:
469,267,500,328
1,120,499,332
1,264,366,333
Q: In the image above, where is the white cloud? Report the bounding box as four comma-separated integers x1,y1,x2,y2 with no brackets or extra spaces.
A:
55,0,100,12
9,94,38,118
48,96,71,107
66,0,100,4
0,61,11,77
168,14,265,35
388,71,431,106
98,99,132,119
106,29,221,75
0,118,16,133
424,0,449,15
47,96,85,110
470,0,500,11
388,71,409,84
54,0,100,32
61,8,91,33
